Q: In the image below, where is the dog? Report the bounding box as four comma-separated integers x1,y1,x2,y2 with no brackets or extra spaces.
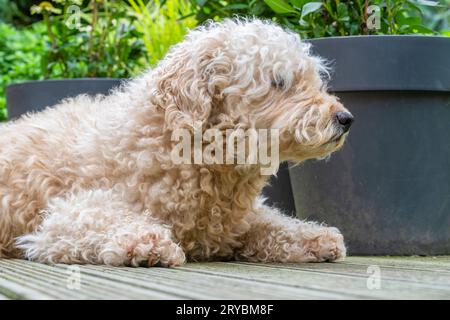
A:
0,19,353,266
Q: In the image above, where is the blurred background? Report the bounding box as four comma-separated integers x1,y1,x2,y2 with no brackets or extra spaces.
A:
0,0,449,121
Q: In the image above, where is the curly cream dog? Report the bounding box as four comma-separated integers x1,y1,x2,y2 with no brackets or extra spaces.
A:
0,19,353,266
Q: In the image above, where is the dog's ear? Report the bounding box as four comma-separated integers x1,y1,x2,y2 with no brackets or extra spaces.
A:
150,38,231,131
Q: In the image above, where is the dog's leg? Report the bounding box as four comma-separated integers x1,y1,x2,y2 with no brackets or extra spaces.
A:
16,189,185,267
237,201,346,263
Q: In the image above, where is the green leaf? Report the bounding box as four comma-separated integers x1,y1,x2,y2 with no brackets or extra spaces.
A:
396,10,422,27
263,0,297,14
404,1,421,16
223,4,248,11
249,1,267,15
301,2,323,19
290,0,308,7
412,0,440,6
336,3,349,22
299,16,310,27
337,3,347,17
0,107,7,121
407,24,435,34
196,0,207,6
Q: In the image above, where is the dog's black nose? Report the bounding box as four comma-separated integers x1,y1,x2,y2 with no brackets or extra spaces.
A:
335,112,354,132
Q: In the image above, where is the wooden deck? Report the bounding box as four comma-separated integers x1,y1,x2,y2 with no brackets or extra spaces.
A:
0,256,449,299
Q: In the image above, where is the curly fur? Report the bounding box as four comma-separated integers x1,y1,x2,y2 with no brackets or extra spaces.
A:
0,19,350,266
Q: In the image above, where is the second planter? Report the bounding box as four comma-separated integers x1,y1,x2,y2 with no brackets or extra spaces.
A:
287,36,450,255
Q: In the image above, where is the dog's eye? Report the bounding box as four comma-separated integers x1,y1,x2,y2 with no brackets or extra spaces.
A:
271,78,285,89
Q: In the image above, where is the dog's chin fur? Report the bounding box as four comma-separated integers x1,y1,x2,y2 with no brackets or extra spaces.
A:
281,132,348,163
0,18,349,265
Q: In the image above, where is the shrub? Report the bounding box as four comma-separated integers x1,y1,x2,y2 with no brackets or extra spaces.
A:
1,0,447,122
421,0,450,35
29,0,197,76
30,0,147,78
0,0,44,26
191,0,448,38
0,22,47,121
128,0,197,66
0,0,199,121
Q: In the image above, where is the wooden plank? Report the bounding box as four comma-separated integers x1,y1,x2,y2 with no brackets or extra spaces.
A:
342,256,450,273
0,277,52,300
1,257,449,300
2,259,182,300
235,261,450,288
82,264,359,300
178,262,450,299
0,293,10,300
0,261,81,299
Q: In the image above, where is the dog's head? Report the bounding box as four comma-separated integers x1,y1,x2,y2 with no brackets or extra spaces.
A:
151,19,353,165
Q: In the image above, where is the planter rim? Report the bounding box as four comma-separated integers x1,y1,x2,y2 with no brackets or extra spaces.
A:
6,78,124,120
305,34,450,41
305,36,450,92
6,78,123,89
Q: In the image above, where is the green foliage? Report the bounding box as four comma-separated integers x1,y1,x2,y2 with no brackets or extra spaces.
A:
30,0,147,78
0,22,48,121
0,0,198,121
0,0,23,24
191,0,449,38
421,0,450,34
1,0,448,122
0,0,39,26
128,0,197,66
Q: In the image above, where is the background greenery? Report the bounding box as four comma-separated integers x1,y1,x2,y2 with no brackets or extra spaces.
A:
0,0,449,121
193,0,450,37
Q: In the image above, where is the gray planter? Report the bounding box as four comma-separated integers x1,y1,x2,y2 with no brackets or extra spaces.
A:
288,36,450,255
6,78,123,119
262,162,296,216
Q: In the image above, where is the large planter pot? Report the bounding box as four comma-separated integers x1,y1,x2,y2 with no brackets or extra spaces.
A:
287,36,450,255
6,78,122,119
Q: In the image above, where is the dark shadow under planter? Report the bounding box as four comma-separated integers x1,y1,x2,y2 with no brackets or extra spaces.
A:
6,78,123,120
283,36,450,255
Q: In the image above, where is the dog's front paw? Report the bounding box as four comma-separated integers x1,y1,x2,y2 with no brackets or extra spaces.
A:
102,231,186,267
127,234,186,267
300,226,346,262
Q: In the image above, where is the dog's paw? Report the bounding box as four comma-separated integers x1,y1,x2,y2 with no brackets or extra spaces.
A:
126,233,186,267
300,227,346,262
100,231,186,267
